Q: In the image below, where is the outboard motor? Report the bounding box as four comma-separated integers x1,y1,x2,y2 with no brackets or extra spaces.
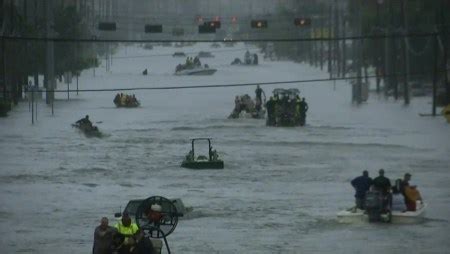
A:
365,190,391,223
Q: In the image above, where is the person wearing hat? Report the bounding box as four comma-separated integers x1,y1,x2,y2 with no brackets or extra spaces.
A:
114,212,139,247
146,204,164,224
401,173,423,211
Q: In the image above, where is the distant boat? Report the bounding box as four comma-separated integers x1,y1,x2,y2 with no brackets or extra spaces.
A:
174,66,217,76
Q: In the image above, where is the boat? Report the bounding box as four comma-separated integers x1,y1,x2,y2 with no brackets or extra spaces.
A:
228,94,265,119
112,196,183,254
72,122,103,138
181,138,224,169
113,94,140,108
337,201,427,224
174,66,217,76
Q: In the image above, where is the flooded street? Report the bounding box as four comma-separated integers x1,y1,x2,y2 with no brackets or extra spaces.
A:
1,43,449,253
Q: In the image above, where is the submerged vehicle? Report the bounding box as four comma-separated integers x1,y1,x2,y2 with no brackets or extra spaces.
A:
197,51,214,58
172,52,186,57
228,94,265,119
72,122,102,138
337,191,427,224
181,138,224,169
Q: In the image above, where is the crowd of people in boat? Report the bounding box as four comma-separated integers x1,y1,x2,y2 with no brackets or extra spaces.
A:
351,169,423,213
229,85,266,119
231,50,259,65
114,93,139,107
184,146,219,162
265,92,309,127
175,57,209,72
93,209,163,254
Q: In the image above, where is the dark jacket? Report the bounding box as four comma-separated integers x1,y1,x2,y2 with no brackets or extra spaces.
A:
372,176,392,195
351,175,373,198
93,226,116,254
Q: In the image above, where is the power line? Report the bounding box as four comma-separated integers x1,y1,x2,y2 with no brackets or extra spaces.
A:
0,32,439,44
42,68,448,93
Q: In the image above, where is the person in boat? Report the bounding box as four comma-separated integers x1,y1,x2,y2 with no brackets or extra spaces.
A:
299,97,308,126
93,217,117,254
266,97,276,126
114,93,121,105
392,179,407,212
244,50,251,64
400,173,423,211
253,53,259,65
372,169,392,210
130,230,157,254
231,58,242,65
351,171,373,210
114,212,139,248
193,56,201,67
255,85,266,112
76,115,93,128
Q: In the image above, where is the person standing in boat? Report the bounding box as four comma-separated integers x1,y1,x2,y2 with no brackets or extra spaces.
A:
93,217,117,254
372,169,392,210
255,85,265,112
400,173,423,211
351,170,373,210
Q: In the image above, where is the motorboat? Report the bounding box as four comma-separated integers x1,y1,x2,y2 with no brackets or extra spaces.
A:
72,122,103,138
337,201,427,224
174,66,217,76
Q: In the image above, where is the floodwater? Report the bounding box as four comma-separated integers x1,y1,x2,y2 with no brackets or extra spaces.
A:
1,43,449,253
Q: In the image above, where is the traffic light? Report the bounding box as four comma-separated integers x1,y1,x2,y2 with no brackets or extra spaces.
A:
294,18,312,27
98,22,116,31
145,24,163,33
251,20,268,29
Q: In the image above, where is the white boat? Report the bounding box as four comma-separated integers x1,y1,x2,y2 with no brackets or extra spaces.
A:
337,202,427,224
174,67,217,76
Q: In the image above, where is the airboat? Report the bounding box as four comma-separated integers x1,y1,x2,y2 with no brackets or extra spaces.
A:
181,138,224,169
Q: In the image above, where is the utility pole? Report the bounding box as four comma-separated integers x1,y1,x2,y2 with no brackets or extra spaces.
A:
401,0,410,104
327,4,332,79
45,0,55,112
432,33,438,116
320,6,324,71
441,0,449,105
334,0,340,78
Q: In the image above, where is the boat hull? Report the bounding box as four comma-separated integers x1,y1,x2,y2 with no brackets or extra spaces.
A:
175,68,217,76
181,160,224,169
337,203,427,224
